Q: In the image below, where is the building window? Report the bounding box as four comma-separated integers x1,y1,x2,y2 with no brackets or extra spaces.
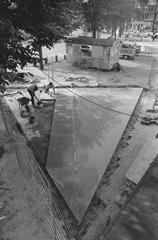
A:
80,44,92,57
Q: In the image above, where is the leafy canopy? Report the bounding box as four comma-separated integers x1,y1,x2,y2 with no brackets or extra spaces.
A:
0,0,79,86
81,0,135,37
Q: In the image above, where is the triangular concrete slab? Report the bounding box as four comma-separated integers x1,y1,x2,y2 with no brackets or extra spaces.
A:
46,88,142,221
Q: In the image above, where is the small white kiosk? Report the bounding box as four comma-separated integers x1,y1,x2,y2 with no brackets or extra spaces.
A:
65,37,122,70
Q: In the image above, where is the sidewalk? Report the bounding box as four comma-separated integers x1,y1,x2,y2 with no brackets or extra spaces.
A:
101,57,158,240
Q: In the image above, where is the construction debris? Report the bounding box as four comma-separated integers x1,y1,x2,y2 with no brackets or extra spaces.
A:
65,76,89,83
140,116,158,126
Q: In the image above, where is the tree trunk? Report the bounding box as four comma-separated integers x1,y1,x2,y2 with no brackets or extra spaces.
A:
119,22,124,38
119,27,122,38
111,28,113,38
39,46,44,70
114,29,117,39
92,29,97,38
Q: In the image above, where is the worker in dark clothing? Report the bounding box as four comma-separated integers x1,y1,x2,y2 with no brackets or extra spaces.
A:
27,84,38,107
114,63,124,72
45,82,53,93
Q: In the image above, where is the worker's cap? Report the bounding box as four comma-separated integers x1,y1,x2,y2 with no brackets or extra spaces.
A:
34,85,38,91
48,82,53,86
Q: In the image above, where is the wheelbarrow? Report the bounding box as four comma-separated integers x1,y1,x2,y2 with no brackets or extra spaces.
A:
16,96,31,117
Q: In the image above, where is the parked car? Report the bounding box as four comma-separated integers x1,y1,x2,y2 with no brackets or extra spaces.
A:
133,43,141,54
120,43,136,59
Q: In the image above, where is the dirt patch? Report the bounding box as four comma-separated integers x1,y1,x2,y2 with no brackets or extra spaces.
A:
1,99,78,237
47,53,154,89
27,101,55,165
4,97,56,166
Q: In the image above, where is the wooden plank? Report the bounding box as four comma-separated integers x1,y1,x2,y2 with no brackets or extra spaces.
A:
126,139,158,184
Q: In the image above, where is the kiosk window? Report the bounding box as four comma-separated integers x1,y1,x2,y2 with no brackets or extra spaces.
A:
80,44,92,57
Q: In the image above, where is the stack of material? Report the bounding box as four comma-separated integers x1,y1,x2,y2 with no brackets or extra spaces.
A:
140,116,158,126
39,91,56,102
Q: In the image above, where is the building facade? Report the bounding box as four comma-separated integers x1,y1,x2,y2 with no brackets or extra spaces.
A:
144,0,158,32
130,0,158,33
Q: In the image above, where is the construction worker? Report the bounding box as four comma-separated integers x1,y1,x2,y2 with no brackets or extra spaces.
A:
44,82,55,94
44,82,53,93
27,83,38,107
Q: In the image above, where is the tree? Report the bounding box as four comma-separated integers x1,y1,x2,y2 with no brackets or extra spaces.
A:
81,0,110,38
0,1,35,88
0,0,79,84
106,0,134,38
133,0,148,23
12,0,79,46
81,0,135,38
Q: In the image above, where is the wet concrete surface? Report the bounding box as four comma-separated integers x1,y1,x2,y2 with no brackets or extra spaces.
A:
46,88,142,221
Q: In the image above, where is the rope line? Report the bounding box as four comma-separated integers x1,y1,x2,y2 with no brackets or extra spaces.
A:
39,69,149,120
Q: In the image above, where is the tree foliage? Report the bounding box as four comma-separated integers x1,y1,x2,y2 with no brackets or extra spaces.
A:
132,0,149,21
10,0,80,48
81,0,135,38
105,0,134,37
81,0,110,38
0,0,79,86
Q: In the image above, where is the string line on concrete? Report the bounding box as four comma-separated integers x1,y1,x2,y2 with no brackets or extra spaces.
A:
39,68,149,120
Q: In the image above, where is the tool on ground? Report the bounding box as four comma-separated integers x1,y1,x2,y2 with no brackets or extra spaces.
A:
17,95,36,122
17,96,31,117
140,116,158,126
